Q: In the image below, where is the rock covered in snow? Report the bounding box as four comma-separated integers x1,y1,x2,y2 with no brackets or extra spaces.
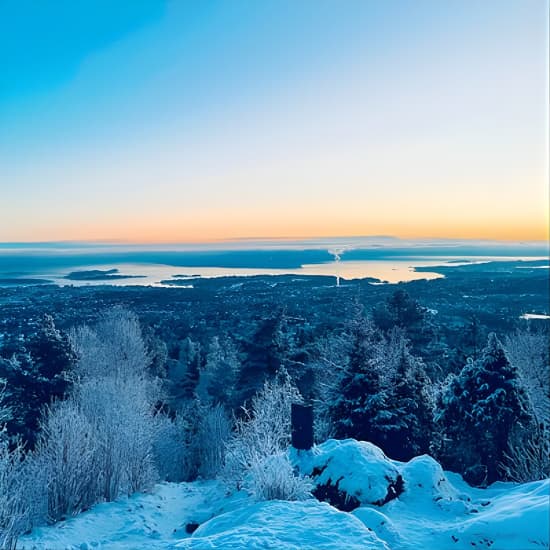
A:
291,439,403,510
176,500,390,549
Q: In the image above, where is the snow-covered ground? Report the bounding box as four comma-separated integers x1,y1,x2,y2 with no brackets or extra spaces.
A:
19,440,549,550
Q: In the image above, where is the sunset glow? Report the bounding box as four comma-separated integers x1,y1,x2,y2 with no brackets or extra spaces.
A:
0,1,548,244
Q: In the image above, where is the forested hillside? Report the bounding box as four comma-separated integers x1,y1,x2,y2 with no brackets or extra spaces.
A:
0,264,548,547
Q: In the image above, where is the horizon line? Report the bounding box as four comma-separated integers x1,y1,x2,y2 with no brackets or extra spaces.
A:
0,235,549,247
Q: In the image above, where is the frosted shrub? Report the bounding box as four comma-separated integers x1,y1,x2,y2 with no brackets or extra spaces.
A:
501,425,550,482
78,375,159,500
195,402,232,479
153,411,188,482
66,309,162,500
18,452,48,533
69,307,151,380
223,369,302,492
249,453,312,501
0,385,47,547
504,329,550,428
0,436,28,550
0,306,171,543
36,400,100,522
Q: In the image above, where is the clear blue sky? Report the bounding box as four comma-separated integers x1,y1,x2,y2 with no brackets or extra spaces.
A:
0,1,548,242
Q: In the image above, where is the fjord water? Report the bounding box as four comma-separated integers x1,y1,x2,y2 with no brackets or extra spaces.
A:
0,239,547,286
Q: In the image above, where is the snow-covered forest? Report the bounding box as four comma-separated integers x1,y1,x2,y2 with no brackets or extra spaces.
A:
0,289,548,548
2,0,548,546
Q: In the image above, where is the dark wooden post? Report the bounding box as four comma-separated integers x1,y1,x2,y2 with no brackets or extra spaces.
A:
291,403,313,450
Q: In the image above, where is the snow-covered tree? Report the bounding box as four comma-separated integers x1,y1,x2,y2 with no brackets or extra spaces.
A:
65,308,163,500
381,342,434,461
504,328,549,428
435,333,533,485
331,321,434,461
238,311,291,404
0,314,75,446
331,318,388,446
69,307,150,380
308,329,353,442
167,337,201,401
196,336,240,407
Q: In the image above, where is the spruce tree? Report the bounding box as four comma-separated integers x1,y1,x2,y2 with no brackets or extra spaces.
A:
382,345,434,461
435,333,532,485
331,318,388,445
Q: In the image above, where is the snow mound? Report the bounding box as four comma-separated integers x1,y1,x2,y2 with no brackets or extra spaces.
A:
400,455,459,500
176,500,390,550
365,472,549,550
291,439,403,509
398,454,474,513
448,479,550,550
353,507,401,547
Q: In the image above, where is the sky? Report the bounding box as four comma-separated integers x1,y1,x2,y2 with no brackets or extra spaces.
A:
0,0,548,243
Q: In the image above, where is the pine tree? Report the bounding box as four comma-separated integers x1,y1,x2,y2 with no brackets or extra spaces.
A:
435,333,532,485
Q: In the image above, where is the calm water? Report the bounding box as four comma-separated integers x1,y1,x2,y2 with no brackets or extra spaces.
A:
8,256,544,287
34,259,446,287
0,238,547,287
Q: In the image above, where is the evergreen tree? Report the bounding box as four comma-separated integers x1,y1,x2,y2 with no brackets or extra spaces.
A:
176,337,201,400
27,314,75,397
331,318,388,445
238,310,289,404
0,315,75,446
372,289,433,356
435,333,532,485
196,335,240,408
373,290,426,332
382,344,434,461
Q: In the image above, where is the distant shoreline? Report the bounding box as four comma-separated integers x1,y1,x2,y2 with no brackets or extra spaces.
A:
0,258,547,289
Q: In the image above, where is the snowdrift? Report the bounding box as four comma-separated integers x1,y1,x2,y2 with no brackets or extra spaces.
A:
19,439,549,550
175,500,389,549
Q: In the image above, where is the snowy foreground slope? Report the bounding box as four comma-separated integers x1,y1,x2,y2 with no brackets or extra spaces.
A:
20,440,549,550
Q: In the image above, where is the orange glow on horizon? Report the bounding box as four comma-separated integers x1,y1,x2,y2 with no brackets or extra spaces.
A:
8,219,548,245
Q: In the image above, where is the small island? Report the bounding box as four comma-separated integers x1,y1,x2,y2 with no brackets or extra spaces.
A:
64,268,146,281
